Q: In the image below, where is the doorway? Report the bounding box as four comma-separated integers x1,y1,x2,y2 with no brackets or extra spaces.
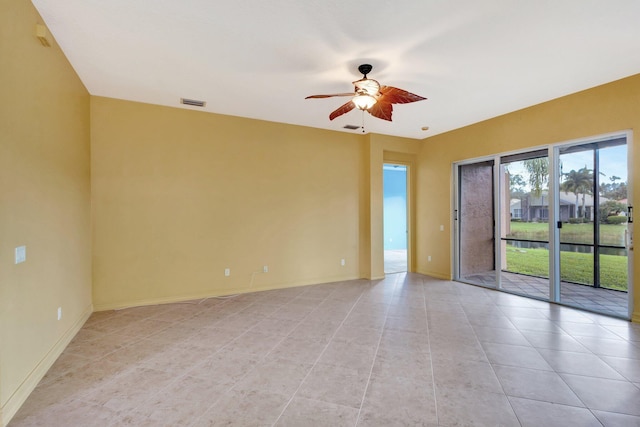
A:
383,163,408,273
456,160,496,286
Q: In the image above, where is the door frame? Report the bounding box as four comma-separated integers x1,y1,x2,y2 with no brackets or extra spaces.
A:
382,152,416,273
383,161,411,273
453,155,499,286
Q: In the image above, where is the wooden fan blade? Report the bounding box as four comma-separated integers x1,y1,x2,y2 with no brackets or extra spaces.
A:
305,93,355,99
368,101,393,121
329,101,356,120
377,86,426,104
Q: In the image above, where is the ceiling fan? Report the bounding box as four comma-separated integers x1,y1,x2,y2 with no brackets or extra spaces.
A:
305,64,426,122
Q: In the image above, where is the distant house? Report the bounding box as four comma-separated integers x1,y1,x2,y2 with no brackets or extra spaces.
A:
510,191,609,222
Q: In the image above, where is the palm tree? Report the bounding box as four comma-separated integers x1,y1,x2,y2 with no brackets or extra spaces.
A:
561,166,593,219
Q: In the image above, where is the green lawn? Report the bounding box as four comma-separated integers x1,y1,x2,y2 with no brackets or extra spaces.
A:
506,221,626,246
505,245,628,291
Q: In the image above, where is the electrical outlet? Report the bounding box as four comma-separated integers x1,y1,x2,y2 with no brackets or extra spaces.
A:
439,225,444,232
263,265,268,273
224,268,230,277
57,307,62,320
340,258,345,266
428,256,432,262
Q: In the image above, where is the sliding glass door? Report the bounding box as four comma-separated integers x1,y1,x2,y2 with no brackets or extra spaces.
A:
454,133,632,318
557,138,629,317
500,151,550,300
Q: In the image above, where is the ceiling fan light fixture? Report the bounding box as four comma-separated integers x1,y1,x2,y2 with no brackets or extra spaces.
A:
352,94,377,110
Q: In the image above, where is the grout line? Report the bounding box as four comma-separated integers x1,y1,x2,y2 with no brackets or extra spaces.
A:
455,284,523,423
188,291,332,426
422,274,440,425
353,274,398,426
271,280,375,426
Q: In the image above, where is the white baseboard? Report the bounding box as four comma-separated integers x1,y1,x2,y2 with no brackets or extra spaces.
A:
1,303,93,427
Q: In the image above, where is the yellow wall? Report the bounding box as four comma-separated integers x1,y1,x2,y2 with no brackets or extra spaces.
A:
0,2,92,425
90,99,423,310
3,3,640,422
91,98,367,309
416,73,640,321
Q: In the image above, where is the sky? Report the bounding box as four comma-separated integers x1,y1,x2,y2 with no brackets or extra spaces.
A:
506,144,627,192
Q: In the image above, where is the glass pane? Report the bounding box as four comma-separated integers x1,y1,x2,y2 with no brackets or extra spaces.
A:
560,244,594,286
503,159,550,241
559,149,594,245
560,249,627,318
558,138,628,319
599,248,628,291
500,155,550,300
598,144,628,245
501,241,550,300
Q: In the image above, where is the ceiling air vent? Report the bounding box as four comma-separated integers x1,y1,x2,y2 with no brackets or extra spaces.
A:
180,98,206,107
343,124,360,130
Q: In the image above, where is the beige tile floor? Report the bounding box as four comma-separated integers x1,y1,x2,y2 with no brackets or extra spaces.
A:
9,273,640,426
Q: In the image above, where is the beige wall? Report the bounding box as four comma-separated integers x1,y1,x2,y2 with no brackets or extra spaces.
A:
90,98,423,310
91,98,368,309
0,1,92,425
416,73,640,321
3,3,640,422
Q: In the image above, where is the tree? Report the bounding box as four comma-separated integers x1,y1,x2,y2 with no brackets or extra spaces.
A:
561,166,593,219
600,175,628,201
599,200,627,224
509,173,526,197
523,158,549,197
509,173,527,220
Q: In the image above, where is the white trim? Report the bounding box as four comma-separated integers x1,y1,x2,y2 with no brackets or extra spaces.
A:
551,130,630,151
625,130,634,320
550,146,561,302
451,162,459,280
494,155,502,290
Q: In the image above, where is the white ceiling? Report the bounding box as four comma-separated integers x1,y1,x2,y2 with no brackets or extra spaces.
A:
32,0,640,139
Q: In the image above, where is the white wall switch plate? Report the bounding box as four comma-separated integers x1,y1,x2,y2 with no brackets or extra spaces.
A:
263,265,268,273
340,258,346,266
57,307,62,320
224,268,230,277
15,246,26,264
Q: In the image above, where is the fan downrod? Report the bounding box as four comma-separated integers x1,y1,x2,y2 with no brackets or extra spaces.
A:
358,64,373,77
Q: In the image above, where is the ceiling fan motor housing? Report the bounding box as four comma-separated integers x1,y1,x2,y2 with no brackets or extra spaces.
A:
358,64,373,76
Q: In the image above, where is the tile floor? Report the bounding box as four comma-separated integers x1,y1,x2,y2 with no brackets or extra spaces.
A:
9,273,640,426
464,271,629,318
384,249,407,274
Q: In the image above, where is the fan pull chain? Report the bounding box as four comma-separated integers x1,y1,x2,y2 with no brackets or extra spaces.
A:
361,110,366,133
